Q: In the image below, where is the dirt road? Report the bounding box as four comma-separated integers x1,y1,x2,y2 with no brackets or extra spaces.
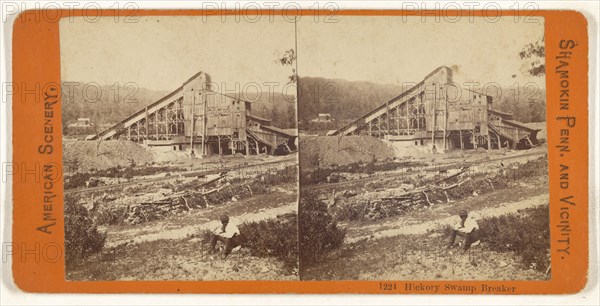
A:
346,192,548,243
105,202,297,248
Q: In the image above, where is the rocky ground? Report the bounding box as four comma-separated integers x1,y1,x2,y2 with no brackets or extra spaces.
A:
303,183,549,281
67,182,298,281
64,140,299,281
300,142,550,281
65,136,550,281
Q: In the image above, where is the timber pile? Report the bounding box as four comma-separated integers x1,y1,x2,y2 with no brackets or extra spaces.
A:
362,172,473,220
123,174,228,224
332,156,547,222
120,172,272,225
335,169,478,221
125,198,184,224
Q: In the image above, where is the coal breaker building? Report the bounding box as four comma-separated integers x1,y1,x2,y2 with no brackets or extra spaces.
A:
90,72,297,156
332,66,541,151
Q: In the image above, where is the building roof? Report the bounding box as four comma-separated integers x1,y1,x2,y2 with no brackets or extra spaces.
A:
247,114,272,124
260,125,297,137
489,108,514,119
502,119,541,132
488,122,516,142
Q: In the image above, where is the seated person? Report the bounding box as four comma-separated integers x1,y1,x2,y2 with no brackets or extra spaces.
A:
210,214,240,259
448,209,481,252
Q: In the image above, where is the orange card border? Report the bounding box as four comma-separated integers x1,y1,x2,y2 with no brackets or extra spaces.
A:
11,9,589,294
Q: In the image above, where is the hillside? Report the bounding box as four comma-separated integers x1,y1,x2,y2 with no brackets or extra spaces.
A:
241,91,296,129
62,82,297,135
61,82,169,132
298,76,547,131
298,77,403,130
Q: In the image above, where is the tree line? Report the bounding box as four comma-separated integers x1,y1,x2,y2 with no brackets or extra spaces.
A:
298,76,546,132
61,82,297,135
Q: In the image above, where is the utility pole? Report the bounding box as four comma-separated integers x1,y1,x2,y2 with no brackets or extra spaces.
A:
145,106,148,142
202,87,207,157
431,82,437,151
443,83,448,151
190,89,195,158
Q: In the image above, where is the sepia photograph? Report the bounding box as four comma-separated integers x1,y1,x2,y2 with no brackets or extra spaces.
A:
60,15,299,280
297,16,549,281
59,12,551,283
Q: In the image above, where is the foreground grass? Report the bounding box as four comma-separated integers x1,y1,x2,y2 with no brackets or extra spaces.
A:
67,183,299,280
302,206,550,281
67,235,297,281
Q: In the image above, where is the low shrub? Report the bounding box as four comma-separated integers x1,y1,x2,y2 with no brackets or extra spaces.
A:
198,228,214,244
334,202,366,221
64,195,107,268
238,213,298,268
260,165,298,185
94,206,129,225
299,192,346,267
478,206,550,271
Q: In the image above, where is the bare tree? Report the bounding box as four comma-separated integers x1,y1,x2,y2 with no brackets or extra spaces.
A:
519,38,545,77
275,48,297,84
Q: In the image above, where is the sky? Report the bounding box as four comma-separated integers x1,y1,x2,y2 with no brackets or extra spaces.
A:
60,15,545,94
60,16,297,93
297,15,545,89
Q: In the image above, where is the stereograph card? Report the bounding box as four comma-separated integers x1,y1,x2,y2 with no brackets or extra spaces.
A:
6,6,592,295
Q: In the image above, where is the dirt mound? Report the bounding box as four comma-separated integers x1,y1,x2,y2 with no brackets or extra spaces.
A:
63,140,155,173
300,136,396,170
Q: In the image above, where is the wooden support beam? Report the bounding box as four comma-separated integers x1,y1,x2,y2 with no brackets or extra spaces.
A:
431,84,436,148
202,91,207,157
190,90,195,157
218,135,222,155
386,102,390,136
145,106,148,142
497,133,501,149
525,134,534,147
284,141,291,152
